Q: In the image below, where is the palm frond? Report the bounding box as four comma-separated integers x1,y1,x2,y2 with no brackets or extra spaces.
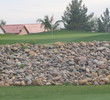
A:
37,16,62,31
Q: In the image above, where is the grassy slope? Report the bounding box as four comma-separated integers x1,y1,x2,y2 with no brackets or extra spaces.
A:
0,85,110,100
0,30,110,44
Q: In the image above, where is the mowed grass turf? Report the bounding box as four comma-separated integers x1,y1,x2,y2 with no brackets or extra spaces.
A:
0,30,110,44
0,85,110,100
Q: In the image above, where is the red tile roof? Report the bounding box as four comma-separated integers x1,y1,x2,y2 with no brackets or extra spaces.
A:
1,24,24,34
1,24,45,34
25,24,44,33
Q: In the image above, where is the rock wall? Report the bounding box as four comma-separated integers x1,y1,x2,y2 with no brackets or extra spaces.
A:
0,41,110,86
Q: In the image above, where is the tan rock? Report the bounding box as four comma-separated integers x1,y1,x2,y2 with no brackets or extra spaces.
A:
29,51,37,56
92,72,98,77
4,83,10,87
79,79,89,85
11,47,18,51
52,76,61,81
89,42,94,46
53,42,64,46
75,56,87,62
97,47,106,51
103,78,109,83
46,82,51,86
0,81,4,87
54,82,62,85
71,51,76,55
99,64,108,69
24,49,30,53
32,78,44,86
72,80,79,85
60,47,65,50
86,68,90,73
20,81,26,86
14,81,21,86
107,75,110,79
81,42,87,46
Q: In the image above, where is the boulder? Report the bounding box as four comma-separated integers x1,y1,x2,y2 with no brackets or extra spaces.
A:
29,51,37,56
0,81,4,87
14,81,21,86
107,75,110,79
79,79,89,85
32,78,44,86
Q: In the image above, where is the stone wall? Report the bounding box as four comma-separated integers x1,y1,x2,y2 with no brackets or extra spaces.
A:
0,41,110,86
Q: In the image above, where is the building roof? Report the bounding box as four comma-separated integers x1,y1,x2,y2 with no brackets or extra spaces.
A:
1,24,24,34
0,24,44,34
25,24,44,33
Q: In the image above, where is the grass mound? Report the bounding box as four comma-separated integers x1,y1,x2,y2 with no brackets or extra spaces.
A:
0,30,110,45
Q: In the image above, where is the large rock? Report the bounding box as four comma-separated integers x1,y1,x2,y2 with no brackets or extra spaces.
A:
32,78,44,86
107,75,110,79
100,78,110,83
0,81,4,87
79,79,89,85
29,51,37,56
20,81,26,86
94,60,108,69
13,81,21,86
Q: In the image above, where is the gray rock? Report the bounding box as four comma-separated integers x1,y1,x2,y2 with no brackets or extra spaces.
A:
27,80,32,85
94,60,104,66
24,76,32,82
93,81,99,85
16,62,22,66
68,61,75,65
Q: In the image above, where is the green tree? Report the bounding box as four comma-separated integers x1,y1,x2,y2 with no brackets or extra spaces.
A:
89,17,99,32
37,16,51,31
0,20,6,25
37,15,62,31
98,8,110,32
97,18,104,32
62,0,94,31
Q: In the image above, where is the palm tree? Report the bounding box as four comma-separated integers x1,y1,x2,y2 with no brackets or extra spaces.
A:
52,20,63,31
37,16,51,31
37,15,62,31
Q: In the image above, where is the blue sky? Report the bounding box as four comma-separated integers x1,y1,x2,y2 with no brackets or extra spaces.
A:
0,0,110,24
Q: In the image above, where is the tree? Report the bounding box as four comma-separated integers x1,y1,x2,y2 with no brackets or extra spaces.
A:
37,15,62,31
37,16,51,31
97,8,110,32
0,20,6,25
89,17,99,32
62,0,94,31
97,18,104,32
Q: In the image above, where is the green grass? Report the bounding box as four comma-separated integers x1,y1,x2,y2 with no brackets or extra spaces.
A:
0,85,110,100
0,30,110,44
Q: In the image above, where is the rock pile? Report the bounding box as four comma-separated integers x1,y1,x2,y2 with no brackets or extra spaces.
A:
0,41,110,86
